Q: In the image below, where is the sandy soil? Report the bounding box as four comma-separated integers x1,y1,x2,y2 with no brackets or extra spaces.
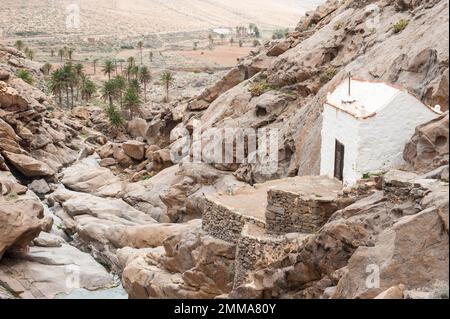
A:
176,45,253,68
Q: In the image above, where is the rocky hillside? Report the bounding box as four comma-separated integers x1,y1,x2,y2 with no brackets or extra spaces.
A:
180,0,449,183
0,0,449,299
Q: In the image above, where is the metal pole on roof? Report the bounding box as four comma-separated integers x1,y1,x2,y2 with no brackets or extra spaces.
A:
348,72,351,96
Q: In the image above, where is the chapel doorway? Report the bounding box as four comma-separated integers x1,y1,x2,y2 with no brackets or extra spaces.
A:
334,139,345,181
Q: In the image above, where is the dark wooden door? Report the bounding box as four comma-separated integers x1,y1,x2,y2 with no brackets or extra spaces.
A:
334,140,345,181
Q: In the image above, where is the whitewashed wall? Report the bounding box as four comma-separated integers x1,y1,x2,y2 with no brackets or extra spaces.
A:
320,104,361,185
357,92,439,175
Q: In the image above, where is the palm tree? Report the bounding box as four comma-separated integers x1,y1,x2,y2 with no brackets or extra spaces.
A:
50,49,55,57
137,41,144,65
130,65,139,81
139,66,151,102
254,26,260,38
74,63,84,100
67,48,75,61
42,62,52,75
49,68,65,105
208,34,214,50
26,49,35,61
113,75,127,107
81,78,96,101
102,60,116,80
14,40,24,51
62,63,75,108
129,79,141,94
101,79,119,107
125,64,133,82
160,70,174,103
93,59,98,75
122,87,141,120
127,56,136,67
58,48,65,62
105,104,125,137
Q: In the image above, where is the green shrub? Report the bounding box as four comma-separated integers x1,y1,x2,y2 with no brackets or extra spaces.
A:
16,69,33,84
272,28,289,40
320,67,337,83
105,105,125,127
334,21,344,30
249,80,274,97
393,19,409,33
7,192,18,201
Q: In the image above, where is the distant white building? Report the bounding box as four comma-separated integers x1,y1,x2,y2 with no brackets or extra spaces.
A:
320,78,441,185
212,28,232,36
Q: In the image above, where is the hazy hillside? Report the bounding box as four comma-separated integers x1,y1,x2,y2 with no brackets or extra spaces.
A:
0,0,324,38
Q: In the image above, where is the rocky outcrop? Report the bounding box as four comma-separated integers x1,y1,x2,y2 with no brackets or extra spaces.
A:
3,152,55,177
173,0,449,182
228,170,448,299
60,156,124,197
0,242,119,299
334,200,448,298
123,141,146,160
404,112,449,172
0,176,49,260
1,53,81,179
122,224,236,299
122,161,246,223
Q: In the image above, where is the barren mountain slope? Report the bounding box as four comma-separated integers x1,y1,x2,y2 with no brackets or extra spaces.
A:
0,0,323,37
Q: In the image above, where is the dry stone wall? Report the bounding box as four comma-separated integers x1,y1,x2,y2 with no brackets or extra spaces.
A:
234,224,288,287
202,197,265,244
266,189,341,234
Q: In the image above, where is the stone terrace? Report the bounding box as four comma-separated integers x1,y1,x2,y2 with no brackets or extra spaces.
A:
266,176,343,234
202,176,344,243
202,175,345,289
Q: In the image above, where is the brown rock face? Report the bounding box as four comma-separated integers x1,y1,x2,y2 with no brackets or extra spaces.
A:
0,81,29,112
122,225,236,299
266,41,291,57
0,195,47,260
188,67,247,111
123,141,146,160
3,151,55,177
404,112,449,172
334,204,449,299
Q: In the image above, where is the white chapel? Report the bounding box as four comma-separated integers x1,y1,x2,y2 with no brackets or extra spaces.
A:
320,77,442,185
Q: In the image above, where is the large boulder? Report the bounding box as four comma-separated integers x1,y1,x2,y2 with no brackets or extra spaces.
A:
127,118,148,139
123,141,146,160
49,188,157,271
2,151,54,177
0,243,118,299
0,195,48,260
0,81,29,112
404,112,449,172
333,203,449,299
122,225,236,299
60,156,123,197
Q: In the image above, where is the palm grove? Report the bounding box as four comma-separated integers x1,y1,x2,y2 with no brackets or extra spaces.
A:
13,41,176,136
